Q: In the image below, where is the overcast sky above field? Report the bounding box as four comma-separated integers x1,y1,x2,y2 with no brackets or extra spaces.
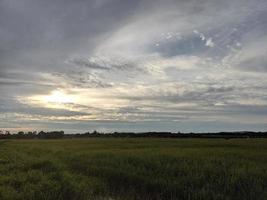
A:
1,0,267,133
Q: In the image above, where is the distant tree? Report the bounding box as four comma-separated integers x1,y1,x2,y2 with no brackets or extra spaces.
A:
26,131,37,139
37,130,64,139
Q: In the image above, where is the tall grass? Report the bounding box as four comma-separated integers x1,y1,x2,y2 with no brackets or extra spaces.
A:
0,138,266,199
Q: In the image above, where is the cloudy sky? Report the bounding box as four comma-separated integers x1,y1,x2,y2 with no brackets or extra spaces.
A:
1,0,267,133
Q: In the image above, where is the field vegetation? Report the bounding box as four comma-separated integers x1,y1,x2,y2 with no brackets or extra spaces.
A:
0,138,266,200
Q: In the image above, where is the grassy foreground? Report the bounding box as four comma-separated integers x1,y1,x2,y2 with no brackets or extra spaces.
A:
0,138,266,200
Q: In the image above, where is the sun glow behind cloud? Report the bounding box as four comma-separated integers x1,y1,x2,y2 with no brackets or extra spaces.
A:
28,90,79,109
42,90,76,104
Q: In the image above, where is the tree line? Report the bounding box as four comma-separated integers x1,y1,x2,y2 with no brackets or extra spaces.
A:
0,130,266,139
0,131,64,139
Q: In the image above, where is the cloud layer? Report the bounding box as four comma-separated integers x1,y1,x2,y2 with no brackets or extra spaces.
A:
1,0,267,133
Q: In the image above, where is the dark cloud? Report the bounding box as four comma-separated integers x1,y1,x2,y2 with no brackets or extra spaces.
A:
68,56,142,72
51,71,113,88
0,98,89,117
70,58,110,70
238,56,267,72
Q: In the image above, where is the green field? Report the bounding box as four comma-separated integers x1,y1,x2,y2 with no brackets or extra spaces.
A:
0,138,266,200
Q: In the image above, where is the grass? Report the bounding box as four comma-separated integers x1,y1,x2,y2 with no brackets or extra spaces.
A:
0,138,266,199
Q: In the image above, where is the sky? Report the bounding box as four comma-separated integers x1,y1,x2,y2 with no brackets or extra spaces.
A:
0,0,267,133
